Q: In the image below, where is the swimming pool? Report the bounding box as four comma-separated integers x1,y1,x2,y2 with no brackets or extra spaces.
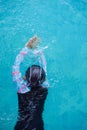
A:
0,0,87,129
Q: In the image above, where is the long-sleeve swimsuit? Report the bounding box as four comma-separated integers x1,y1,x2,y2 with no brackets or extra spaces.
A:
12,47,48,130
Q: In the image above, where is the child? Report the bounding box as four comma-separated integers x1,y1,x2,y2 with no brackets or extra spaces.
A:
12,36,48,130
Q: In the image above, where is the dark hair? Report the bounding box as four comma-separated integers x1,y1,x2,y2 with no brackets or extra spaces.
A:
25,65,46,88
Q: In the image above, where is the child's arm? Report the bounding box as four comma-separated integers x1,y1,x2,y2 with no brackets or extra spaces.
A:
34,49,47,73
33,47,49,87
38,50,49,87
12,46,30,93
12,36,40,93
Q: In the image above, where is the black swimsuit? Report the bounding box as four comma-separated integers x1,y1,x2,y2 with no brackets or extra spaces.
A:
14,86,48,130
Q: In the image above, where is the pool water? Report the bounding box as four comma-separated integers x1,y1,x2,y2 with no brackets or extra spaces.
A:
0,0,87,130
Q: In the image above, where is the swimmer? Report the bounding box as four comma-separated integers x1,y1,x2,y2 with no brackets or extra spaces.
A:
12,36,48,130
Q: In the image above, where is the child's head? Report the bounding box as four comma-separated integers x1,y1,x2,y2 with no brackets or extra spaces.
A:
25,65,46,88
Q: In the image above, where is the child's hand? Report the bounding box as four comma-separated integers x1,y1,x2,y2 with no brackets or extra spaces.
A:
26,36,40,49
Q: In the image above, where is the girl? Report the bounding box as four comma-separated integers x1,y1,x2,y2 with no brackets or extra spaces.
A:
12,36,48,130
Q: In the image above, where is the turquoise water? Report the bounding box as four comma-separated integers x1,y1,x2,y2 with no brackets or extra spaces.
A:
0,0,87,129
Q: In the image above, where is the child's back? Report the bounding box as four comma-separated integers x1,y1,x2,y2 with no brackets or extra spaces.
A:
15,86,48,130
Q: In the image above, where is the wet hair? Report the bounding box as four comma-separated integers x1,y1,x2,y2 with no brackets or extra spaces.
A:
25,65,46,88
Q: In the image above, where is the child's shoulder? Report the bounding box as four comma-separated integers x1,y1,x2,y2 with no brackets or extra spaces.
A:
40,86,48,93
